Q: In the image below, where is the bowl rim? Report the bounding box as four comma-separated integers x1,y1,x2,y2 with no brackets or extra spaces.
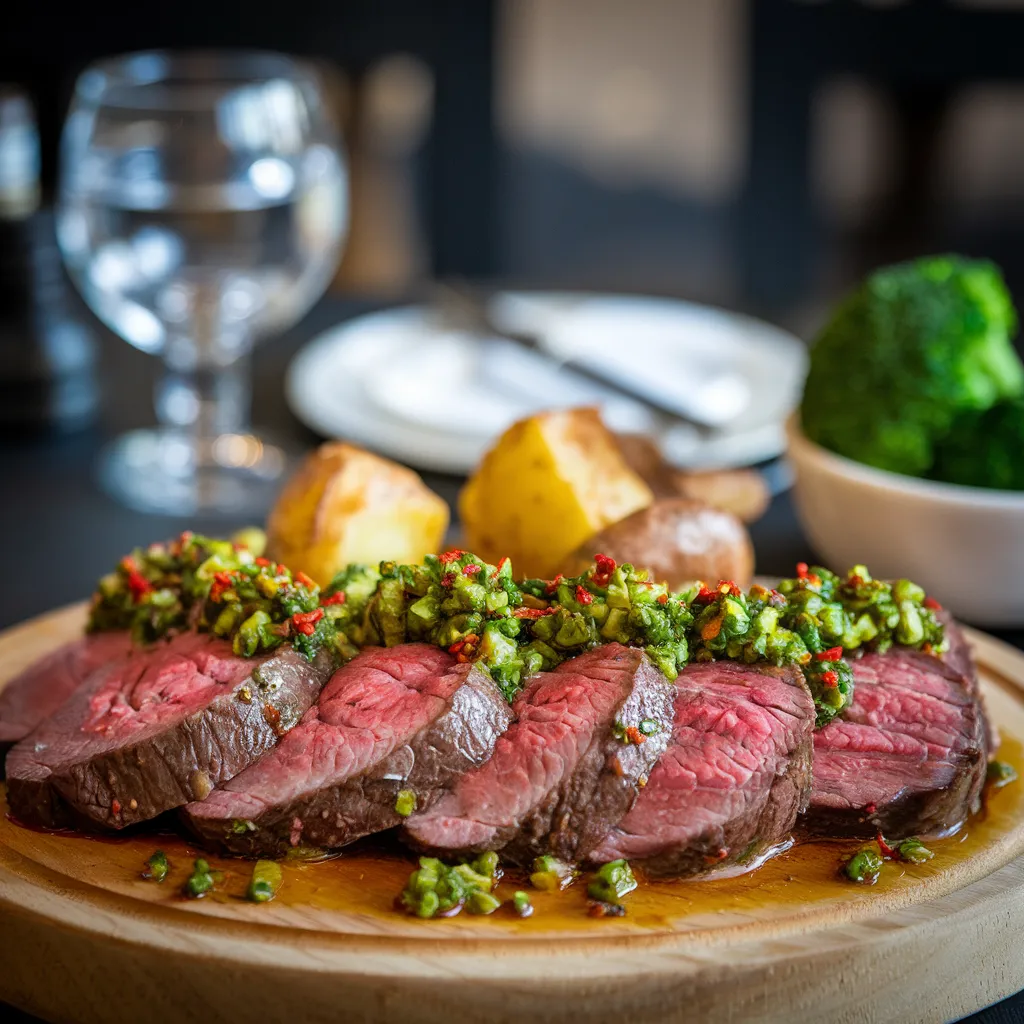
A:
786,416,1024,510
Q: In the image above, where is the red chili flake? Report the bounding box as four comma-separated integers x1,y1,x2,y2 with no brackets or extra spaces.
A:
575,585,593,606
796,562,809,579
591,553,617,585
294,571,317,589
694,584,717,604
276,564,287,576
120,555,138,573
126,570,152,602
717,580,742,597
462,563,482,577
847,574,864,587
111,798,122,816
544,574,566,595
513,606,556,619
701,614,724,641
876,832,897,859
657,593,668,605
439,549,466,566
822,670,839,687
769,589,786,606
321,592,346,607
815,646,843,662
588,901,625,918
440,571,457,588
624,726,645,745
209,571,236,603
254,557,271,567
291,608,324,636
924,596,942,611
865,803,877,815
491,556,510,580
449,633,480,663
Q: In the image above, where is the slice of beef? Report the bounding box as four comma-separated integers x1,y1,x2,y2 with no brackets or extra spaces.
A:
182,644,513,857
0,632,133,759
589,661,815,877
402,643,675,866
938,612,978,691
5,632,333,830
804,647,988,840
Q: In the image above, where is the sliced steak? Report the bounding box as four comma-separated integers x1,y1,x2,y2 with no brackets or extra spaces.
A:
589,662,814,877
938,612,978,691
0,632,133,759
804,648,988,840
402,643,674,866
182,644,513,856
5,632,332,830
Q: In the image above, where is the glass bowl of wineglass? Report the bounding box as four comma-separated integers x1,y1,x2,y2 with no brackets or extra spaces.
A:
57,50,348,514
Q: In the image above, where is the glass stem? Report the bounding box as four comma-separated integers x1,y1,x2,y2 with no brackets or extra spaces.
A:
154,278,255,469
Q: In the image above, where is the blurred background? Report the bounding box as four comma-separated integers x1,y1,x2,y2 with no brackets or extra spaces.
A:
7,0,1024,315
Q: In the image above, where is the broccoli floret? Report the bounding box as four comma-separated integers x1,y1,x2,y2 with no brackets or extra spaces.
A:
930,398,1024,491
801,255,1024,476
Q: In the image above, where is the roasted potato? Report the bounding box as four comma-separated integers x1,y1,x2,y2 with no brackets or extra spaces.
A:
267,443,449,585
460,408,653,578
615,433,770,523
562,498,754,591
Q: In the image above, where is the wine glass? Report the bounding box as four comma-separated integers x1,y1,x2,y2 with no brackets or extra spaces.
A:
57,51,348,514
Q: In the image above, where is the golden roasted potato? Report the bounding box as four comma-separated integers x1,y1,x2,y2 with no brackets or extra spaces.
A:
615,432,770,523
460,408,653,579
267,443,449,585
562,498,754,591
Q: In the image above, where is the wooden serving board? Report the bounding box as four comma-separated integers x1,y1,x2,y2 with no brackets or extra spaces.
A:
2,606,1024,1024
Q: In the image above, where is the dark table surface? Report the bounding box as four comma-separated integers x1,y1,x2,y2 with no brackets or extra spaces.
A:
2,295,1023,1023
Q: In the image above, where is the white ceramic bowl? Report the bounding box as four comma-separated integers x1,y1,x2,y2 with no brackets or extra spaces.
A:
787,418,1024,626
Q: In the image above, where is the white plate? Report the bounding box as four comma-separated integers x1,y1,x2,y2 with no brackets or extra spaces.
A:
285,292,808,475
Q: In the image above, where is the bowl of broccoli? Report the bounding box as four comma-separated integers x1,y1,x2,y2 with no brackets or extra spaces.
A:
789,254,1024,625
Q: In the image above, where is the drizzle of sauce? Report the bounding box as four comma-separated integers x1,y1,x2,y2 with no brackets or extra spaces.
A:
2,735,1022,939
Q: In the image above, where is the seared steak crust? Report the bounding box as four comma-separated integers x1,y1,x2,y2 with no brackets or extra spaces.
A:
5,632,332,830
403,644,675,866
589,661,815,877
183,644,513,856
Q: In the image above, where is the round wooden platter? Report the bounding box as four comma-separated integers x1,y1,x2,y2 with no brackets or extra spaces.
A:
2,608,1024,1024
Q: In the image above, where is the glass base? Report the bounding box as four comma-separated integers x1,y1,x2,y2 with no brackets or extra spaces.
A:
99,428,290,516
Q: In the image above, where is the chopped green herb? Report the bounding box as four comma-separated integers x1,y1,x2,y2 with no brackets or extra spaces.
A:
398,853,500,919
638,719,660,735
395,789,417,818
897,838,934,864
231,819,256,835
183,858,216,899
843,847,883,884
247,860,283,903
512,891,534,918
587,860,637,904
530,855,575,892
988,760,1018,789
142,849,169,883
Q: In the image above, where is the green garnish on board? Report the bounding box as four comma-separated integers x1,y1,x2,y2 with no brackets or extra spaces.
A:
587,860,637,904
843,847,883,885
182,858,216,899
247,860,283,903
399,853,502,919
142,849,169,883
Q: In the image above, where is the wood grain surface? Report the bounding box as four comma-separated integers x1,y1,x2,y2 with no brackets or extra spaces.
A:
1,607,1023,1024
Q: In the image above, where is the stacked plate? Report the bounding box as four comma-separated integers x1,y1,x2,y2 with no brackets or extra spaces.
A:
286,291,808,476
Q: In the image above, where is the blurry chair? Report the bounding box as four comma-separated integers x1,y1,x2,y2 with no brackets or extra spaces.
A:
740,0,1024,309
1,0,500,280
